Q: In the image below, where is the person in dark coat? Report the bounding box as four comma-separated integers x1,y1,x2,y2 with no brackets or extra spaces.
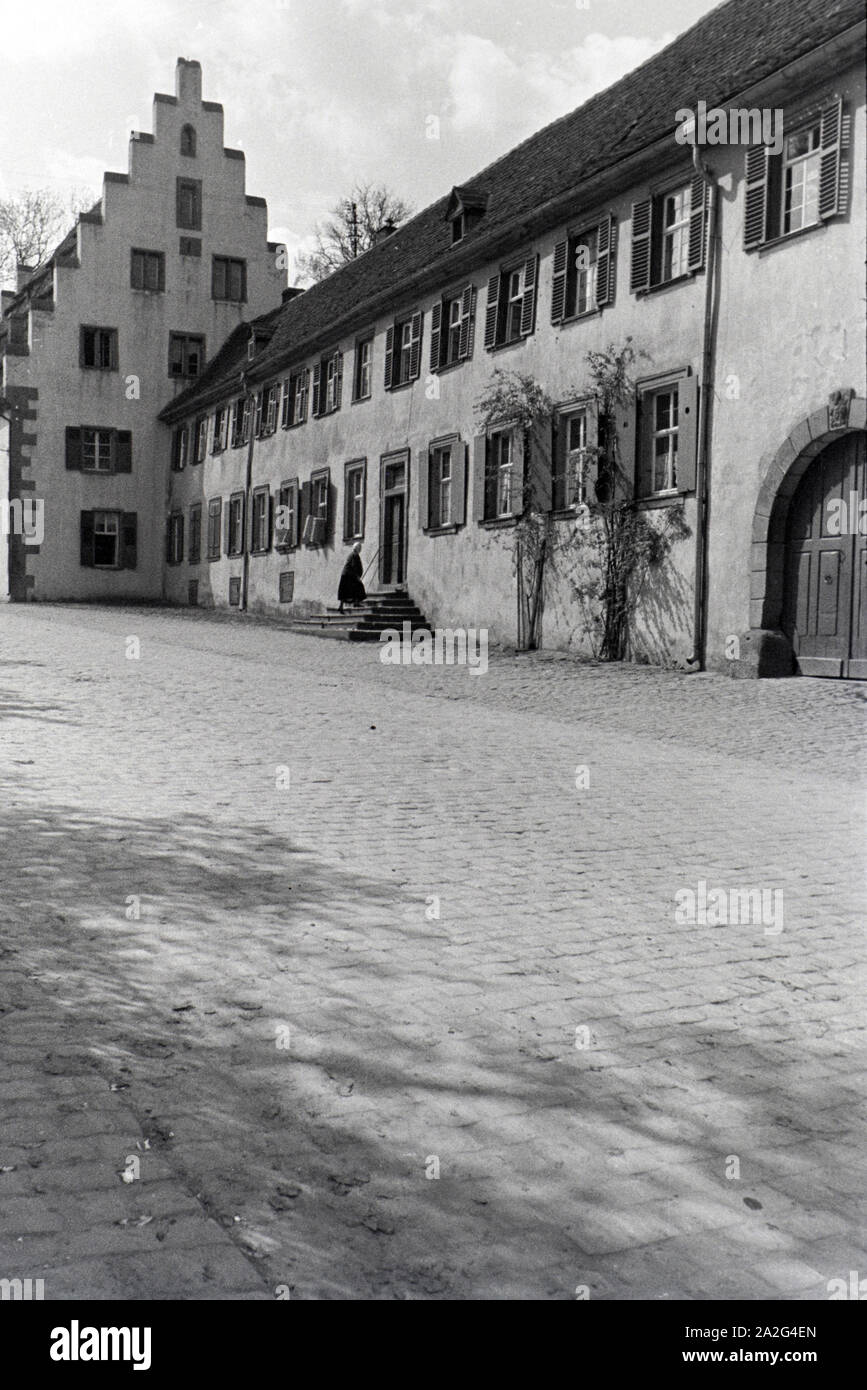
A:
338,542,366,612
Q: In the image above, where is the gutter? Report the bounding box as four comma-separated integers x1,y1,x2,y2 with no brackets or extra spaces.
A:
686,144,720,673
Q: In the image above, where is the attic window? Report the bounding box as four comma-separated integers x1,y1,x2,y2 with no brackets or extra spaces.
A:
247,332,269,361
446,186,488,245
181,125,196,157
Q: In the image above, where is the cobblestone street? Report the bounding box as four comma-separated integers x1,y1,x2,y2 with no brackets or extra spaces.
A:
0,603,865,1300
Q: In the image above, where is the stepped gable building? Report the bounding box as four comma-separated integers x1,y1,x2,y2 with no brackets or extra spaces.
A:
161,0,865,677
0,58,286,603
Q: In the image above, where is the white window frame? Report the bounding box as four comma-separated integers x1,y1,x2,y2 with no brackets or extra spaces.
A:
662,186,691,283
93,510,120,567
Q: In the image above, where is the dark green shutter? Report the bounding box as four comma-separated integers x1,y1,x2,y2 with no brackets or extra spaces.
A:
630,197,652,291
472,435,488,521
115,430,132,473
418,448,430,529
676,374,698,492
458,285,475,360
80,510,94,566
550,239,568,322
409,311,422,380
743,146,768,248
483,273,501,349
429,301,442,371
819,98,847,219
66,426,82,470
595,215,616,305
687,174,707,272
519,255,538,337
311,363,322,416
384,326,394,389
452,442,468,526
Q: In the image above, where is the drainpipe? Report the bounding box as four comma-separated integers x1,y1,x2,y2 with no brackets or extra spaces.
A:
686,142,720,672
240,372,255,612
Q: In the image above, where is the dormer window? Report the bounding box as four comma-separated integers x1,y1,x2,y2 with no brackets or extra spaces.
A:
446,185,488,245
180,125,196,157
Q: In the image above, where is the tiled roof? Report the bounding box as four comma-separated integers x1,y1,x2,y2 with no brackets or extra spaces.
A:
161,0,863,421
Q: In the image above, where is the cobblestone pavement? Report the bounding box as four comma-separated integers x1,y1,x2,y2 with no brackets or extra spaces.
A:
0,603,865,1301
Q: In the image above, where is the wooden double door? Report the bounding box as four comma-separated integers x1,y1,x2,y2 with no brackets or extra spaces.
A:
784,432,867,678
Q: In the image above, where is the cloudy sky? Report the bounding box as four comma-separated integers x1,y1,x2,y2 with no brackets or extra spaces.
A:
1,0,720,277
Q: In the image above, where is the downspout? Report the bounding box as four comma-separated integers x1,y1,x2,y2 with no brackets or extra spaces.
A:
687,144,720,671
240,371,255,613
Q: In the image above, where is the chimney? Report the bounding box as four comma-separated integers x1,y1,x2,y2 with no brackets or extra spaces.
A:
282,286,304,303
373,220,398,246
176,58,202,106
16,265,35,292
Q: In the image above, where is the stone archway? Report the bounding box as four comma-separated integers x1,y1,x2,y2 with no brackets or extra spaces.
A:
743,391,866,676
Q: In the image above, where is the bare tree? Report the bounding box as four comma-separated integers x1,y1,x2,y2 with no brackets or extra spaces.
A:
295,182,413,284
0,188,95,290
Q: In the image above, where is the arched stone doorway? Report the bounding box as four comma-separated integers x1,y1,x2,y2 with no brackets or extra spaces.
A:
749,392,867,678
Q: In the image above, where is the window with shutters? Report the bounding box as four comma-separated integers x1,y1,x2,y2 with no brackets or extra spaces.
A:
212,406,229,454
305,469,330,546
344,461,366,541
553,407,593,511
260,384,278,436
82,428,114,472
80,326,118,370
282,368,309,427
551,218,617,325
385,311,422,389
482,429,519,519
231,396,250,448
275,479,299,550
92,511,120,567
189,504,202,564
176,178,202,230
194,417,208,463
430,445,452,529
167,511,184,565
168,333,205,378
635,371,698,500
227,492,245,556
312,350,343,416
207,497,222,559
430,286,476,371
744,101,848,249
629,176,706,294
353,336,373,401
130,249,165,292
484,256,538,349
171,425,189,471
251,487,271,553
212,255,246,302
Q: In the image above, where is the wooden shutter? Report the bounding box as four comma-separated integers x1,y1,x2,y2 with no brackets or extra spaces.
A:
520,255,538,337
429,301,442,371
115,430,132,473
743,146,768,249
451,442,467,526
676,373,698,492
550,239,568,323
472,434,488,521
483,273,501,349
630,197,653,292
617,396,637,499
109,331,119,371
311,363,322,416
409,312,422,380
418,448,430,530
335,352,344,409
595,216,616,305
80,510,94,566
384,326,394,389
300,480,311,542
458,285,476,360
65,426,82,470
687,174,707,272
527,423,551,513
819,98,848,219
510,432,526,516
